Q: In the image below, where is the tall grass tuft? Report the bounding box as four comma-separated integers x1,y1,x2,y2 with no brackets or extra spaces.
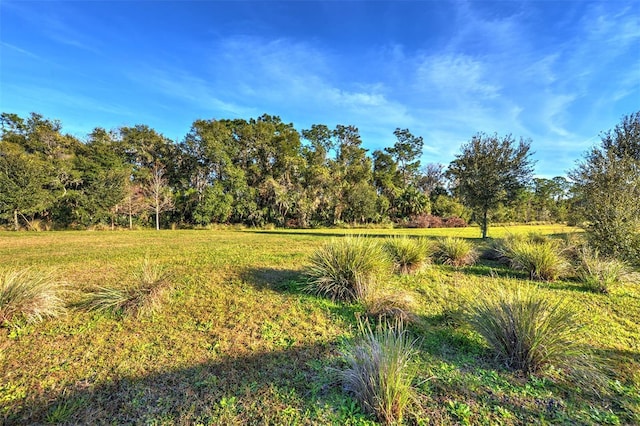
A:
575,247,628,294
306,237,388,302
0,268,66,325
80,259,171,317
339,318,418,425
502,239,568,281
434,237,477,267
383,236,432,274
467,284,584,374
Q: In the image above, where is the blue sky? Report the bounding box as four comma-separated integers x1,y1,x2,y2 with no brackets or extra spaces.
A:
1,0,638,178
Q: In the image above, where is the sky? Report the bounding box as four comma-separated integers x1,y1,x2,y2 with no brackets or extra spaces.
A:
1,0,639,178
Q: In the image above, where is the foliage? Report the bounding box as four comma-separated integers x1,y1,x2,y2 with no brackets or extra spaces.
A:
0,268,66,325
79,259,171,316
434,237,477,267
383,236,432,274
575,247,628,294
501,238,569,281
466,284,585,374
338,318,418,425
570,112,640,264
306,237,388,301
447,133,534,238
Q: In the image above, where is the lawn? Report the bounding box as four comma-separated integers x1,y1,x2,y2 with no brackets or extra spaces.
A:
1,226,638,425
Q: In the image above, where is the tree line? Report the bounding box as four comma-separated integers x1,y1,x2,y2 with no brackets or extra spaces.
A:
0,111,629,234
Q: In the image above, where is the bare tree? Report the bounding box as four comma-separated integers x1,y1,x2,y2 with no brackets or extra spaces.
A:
146,163,173,230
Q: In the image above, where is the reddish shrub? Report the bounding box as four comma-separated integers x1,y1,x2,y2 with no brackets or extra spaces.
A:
444,217,468,228
408,214,444,228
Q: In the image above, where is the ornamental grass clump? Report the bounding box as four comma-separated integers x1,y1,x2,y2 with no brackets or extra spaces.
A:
339,318,418,425
306,237,388,302
434,237,477,267
502,239,568,281
0,268,66,325
467,284,583,374
80,259,171,317
383,236,432,274
575,247,628,294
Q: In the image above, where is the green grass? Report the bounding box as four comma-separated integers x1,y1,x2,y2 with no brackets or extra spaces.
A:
501,239,569,281
0,225,638,425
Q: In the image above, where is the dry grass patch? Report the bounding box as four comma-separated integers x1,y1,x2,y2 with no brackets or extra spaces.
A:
79,259,172,317
0,268,66,325
362,288,417,323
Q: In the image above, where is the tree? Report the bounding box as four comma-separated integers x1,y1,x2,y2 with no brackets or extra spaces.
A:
146,163,173,230
385,128,423,187
0,143,55,230
447,133,534,238
570,112,640,263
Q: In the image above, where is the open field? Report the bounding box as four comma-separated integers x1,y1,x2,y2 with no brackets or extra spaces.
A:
1,226,638,425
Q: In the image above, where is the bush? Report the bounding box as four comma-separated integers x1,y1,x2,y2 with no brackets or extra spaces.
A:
434,237,477,267
0,268,66,325
502,239,568,281
339,318,417,424
575,248,628,294
383,237,432,274
407,214,443,228
306,237,389,302
80,259,171,317
467,285,583,373
443,216,468,228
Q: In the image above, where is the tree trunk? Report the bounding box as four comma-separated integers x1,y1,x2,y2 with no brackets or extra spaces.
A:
14,209,19,231
482,208,488,239
155,202,160,230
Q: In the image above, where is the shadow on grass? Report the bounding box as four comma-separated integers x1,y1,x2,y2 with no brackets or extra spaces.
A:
4,341,340,425
241,266,307,294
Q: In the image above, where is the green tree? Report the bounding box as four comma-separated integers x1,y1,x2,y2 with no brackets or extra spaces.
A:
0,142,55,230
447,133,534,238
570,112,640,263
385,128,423,187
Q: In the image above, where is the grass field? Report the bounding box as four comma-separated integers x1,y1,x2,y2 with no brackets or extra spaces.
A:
1,225,638,425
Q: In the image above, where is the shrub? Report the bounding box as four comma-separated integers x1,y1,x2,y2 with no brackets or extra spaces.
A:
383,237,432,274
339,318,417,424
306,237,388,302
0,268,66,325
443,216,468,228
502,239,568,281
408,214,443,228
80,259,171,317
434,237,477,267
467,285,583,373
575,248,628,294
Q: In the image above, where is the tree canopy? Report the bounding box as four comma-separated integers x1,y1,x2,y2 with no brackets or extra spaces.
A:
0,110,609,232
447,133,535,238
